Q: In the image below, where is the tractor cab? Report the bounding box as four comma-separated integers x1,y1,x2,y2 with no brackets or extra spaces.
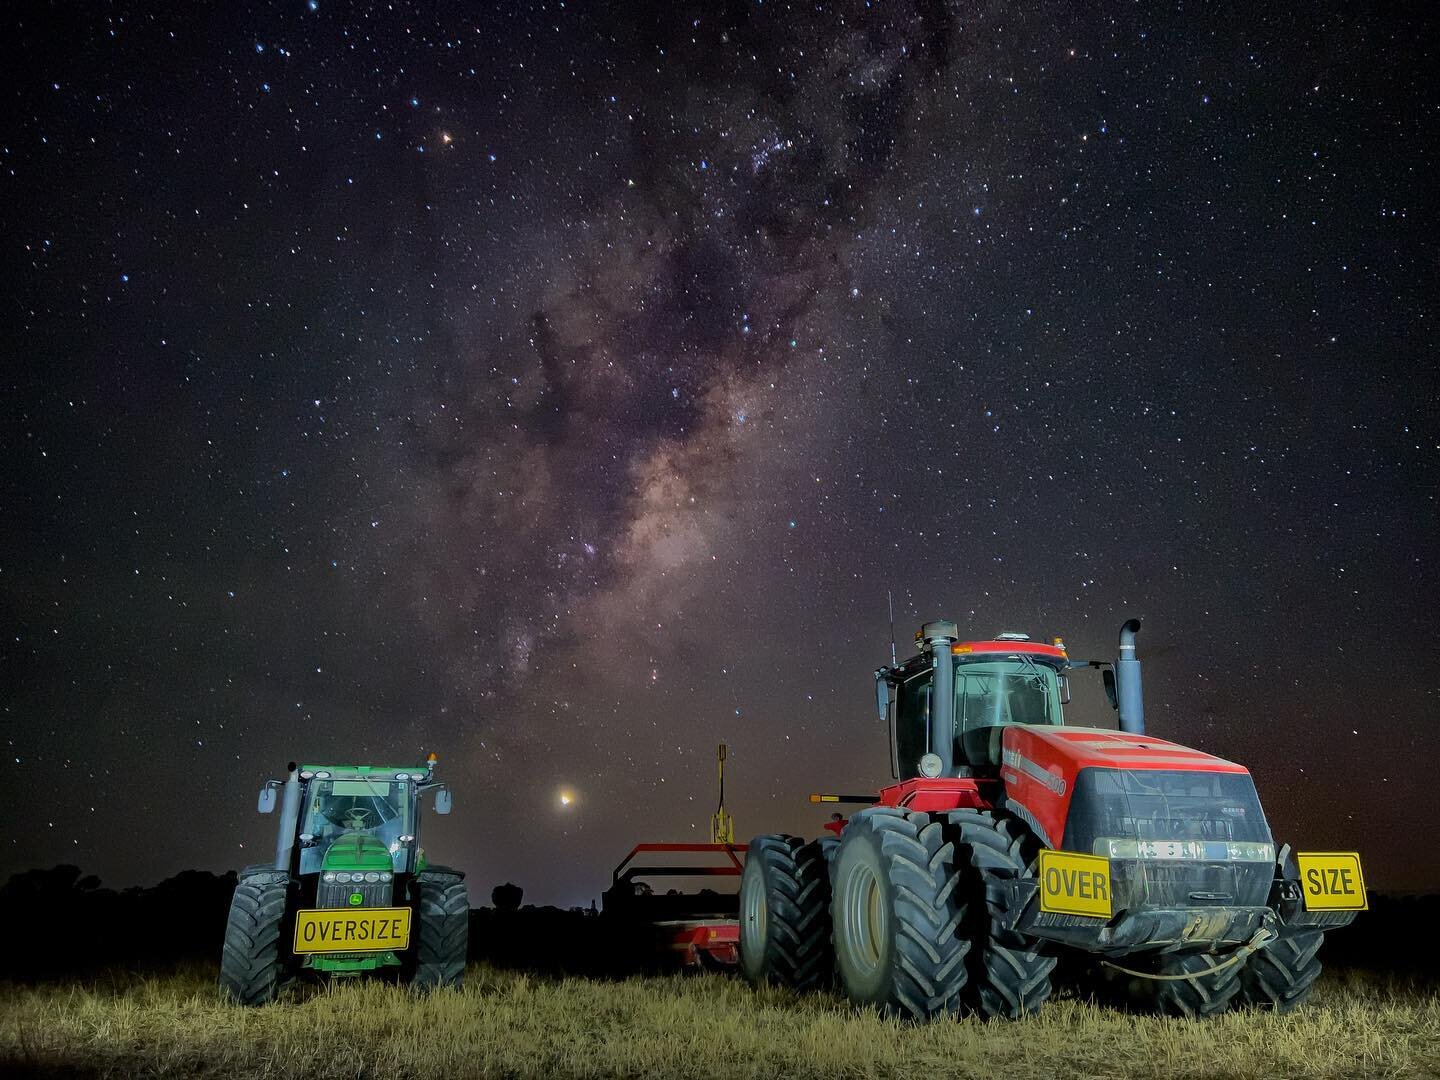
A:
259,761,453,882
297,772,419,877
880,621,1070,779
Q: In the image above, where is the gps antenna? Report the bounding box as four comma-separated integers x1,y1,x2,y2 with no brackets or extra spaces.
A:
887,589,898,667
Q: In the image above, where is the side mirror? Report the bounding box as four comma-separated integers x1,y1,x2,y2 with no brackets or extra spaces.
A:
874,673,890,724
1102,669,1118,710
1057,674,1072,706
257,784,277,814
434,787,453,815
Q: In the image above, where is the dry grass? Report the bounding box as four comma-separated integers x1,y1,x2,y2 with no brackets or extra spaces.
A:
1,965,1437,1079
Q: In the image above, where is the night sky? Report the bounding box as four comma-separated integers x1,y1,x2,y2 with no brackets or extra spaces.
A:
4,2,1437,906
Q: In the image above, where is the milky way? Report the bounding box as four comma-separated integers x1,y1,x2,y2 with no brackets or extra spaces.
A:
4,2,1436,903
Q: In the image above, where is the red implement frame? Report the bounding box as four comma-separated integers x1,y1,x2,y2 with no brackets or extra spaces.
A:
606,843,748,968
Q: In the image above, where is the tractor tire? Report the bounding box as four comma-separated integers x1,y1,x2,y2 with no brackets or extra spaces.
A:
219,869,291,1006
830,807,968,1021
1237,929,1325,1012
739,834,835,992
1124,950,1244,1019
412,868,469,992
946,809,1056,1018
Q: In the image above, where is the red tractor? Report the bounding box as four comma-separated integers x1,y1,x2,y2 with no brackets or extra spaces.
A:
740,619,1364,1020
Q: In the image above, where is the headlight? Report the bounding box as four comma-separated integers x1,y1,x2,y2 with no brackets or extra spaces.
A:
335,872,351,883
299,770,314,780
1226,842,1276,862
364,872,380,883
1095,838,1276,862
322,872,336,883
314,770,331,779
380,872,392,882
394,772,411,781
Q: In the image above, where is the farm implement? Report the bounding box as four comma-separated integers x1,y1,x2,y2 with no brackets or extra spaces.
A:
602,842,747,968
741,620,1364,1020
602,745,747,968
220,755,469,1004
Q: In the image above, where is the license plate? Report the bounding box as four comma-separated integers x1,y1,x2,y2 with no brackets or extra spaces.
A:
1140,840,1199,860
1295,852,1367,911
293,907,412,953
1037,849,1113,918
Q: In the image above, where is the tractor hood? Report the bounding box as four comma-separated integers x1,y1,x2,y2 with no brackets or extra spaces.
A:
1010,726,1249,777
998,726,1253,851
319,832,394,873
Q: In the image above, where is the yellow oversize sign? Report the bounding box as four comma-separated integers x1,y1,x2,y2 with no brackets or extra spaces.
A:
1295,852,1367,911
293,907,412,953
1037,849,1113,918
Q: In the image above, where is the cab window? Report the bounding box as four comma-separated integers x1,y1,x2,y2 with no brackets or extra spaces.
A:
894,670,932,779
956,663,1062,767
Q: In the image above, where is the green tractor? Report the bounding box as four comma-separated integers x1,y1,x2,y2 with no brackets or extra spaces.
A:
220,755,469,1005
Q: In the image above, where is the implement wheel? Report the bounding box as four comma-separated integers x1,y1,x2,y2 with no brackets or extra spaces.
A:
739,834,835,991
1237,929,1324,1012
412,868,469,991
830,808,967,1020
219,868,291,1006
946,809,1055,1018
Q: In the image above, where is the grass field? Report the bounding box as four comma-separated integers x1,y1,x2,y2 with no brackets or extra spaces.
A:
2,965,1437,1079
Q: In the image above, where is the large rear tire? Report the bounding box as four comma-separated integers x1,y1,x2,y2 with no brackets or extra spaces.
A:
1237,929,1324,1012
412,868,469,992
946,809,1055,1018
219,868,290,1006
739,834,835,991
830,808,968,1021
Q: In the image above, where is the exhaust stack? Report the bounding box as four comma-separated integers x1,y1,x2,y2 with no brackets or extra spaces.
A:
273,763,301,872
1116,619,1145,735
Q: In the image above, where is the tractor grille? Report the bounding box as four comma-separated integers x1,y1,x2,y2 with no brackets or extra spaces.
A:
316,878,394,909
1109,859,1271,911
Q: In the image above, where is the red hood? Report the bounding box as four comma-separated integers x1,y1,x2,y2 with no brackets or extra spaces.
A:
998,725,1250,850
1012,726,1249,775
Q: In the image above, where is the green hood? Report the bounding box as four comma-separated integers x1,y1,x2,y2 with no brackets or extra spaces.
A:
320,832,393,872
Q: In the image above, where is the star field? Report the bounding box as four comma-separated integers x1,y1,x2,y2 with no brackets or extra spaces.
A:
2,1,1437,903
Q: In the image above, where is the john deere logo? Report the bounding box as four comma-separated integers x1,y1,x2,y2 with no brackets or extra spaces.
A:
348,891,363,906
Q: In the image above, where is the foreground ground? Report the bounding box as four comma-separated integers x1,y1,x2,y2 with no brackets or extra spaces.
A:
1,965,1437,1079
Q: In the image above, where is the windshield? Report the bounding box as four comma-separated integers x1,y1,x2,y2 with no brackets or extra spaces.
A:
298,779,414,875
956,661,1062,766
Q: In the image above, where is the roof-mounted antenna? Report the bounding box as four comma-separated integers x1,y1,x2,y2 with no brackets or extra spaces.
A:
887,589,898,667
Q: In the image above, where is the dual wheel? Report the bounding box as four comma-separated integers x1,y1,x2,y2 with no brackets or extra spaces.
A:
219,866,469,1005
1099,925,1327,1018
1114,849,1328,1018
740,807,1054,1021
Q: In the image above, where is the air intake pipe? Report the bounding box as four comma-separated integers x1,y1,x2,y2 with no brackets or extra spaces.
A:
274,763,301,873
920,620,959,775
1116,619,1145,735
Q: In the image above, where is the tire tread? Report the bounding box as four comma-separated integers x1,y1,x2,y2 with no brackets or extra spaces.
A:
412,869,469,992
219,871,290,1006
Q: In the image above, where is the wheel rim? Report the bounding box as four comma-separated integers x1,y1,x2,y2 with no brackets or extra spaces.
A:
842,859,885,978
740,863,767,958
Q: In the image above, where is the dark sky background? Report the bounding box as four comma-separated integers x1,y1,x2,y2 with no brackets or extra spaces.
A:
3,1,1436,905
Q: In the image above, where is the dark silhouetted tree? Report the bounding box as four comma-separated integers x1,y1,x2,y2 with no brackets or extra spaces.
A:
491,882,523,911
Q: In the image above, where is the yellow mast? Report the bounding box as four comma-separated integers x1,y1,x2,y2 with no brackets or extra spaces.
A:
710,743,735,844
